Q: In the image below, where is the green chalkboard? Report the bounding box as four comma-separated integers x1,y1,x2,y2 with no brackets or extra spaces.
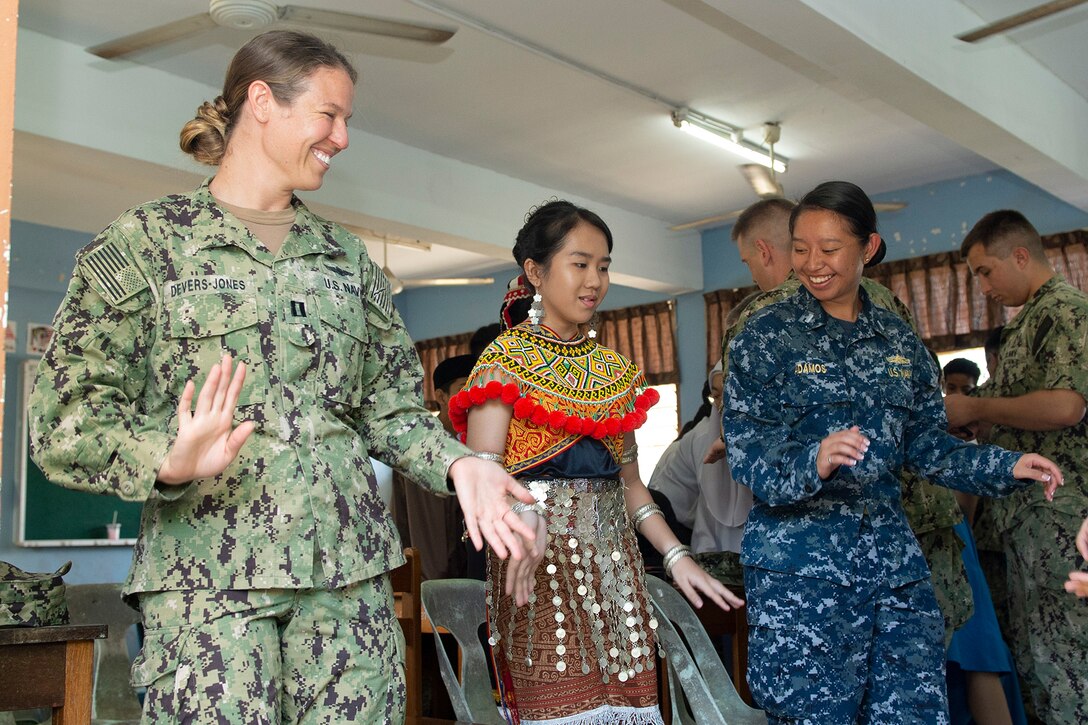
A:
16,359,142,546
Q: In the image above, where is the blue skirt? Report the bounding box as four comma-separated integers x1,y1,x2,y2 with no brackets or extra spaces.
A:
946,520,1026,725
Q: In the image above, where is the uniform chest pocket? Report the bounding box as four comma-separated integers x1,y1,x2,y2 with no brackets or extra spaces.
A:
874,377,913,442
314,298,369,408
779,366,851,422
162,292,266,407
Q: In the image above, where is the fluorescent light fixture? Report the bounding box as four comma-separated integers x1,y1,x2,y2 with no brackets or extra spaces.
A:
672,109,788,174
402,277,495,288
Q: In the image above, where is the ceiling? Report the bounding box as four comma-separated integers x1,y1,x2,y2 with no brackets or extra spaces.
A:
13,0,1088,282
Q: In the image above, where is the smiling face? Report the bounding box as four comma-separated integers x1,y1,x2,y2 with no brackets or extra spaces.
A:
791,208,881,320
524,221,611,339
262,65,354,195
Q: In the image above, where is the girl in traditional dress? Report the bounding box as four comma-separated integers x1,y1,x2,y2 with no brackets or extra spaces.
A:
450,200,742,724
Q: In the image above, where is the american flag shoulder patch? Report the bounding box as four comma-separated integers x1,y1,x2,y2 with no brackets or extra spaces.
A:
364,260,394,321
81,240,149,306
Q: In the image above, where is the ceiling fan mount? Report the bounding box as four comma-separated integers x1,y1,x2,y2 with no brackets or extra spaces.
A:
209,0,279,30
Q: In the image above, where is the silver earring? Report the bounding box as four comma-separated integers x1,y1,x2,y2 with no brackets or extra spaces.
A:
587,313,599,339
528,293,544,332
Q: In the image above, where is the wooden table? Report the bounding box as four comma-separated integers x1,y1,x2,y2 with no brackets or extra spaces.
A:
0,623,107,724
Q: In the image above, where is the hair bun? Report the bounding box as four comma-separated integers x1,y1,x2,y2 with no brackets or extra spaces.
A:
197,96,231,126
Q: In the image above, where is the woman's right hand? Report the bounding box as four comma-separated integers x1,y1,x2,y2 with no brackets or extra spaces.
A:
815,425,869,479
157,355,255,485
504,510,547,607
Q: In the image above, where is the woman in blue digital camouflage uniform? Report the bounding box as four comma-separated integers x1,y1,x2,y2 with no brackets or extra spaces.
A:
722,181,1062,724
30,30,536,724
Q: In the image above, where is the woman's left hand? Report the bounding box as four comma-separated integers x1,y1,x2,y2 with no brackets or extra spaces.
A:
670,557,745,612
1012,453,1063,500
504,511,548,607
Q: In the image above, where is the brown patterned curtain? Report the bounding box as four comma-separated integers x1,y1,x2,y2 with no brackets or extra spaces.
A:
415,331,473,409
703,285,759,369
702,229,1088,357
596,300,679,386
865,229,1088,351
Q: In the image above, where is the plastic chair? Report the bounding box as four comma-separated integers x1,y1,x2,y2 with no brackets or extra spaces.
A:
644,575,765,725
420,579,504,725
65,583,142,724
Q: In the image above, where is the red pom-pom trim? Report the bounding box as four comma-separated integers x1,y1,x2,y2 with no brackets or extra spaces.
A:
530,405,549,426
452,383,656,439
501,383,521,404
513,397,535,420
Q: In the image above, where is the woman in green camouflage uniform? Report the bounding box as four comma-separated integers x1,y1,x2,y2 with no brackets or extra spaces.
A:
29,30,536,724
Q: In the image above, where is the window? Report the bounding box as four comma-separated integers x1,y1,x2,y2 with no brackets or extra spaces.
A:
936,346,989,386
636,383,679,481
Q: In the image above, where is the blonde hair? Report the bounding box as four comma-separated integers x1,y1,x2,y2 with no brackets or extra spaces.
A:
180,30,357,166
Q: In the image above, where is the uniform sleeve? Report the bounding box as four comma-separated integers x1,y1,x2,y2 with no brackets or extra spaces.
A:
28,230,172,502
722,330,828,506
354,263,470,495
900,335,1026,497
1034,304,1088,401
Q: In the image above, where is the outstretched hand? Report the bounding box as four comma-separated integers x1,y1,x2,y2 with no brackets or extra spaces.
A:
157,354,255,485
504,511,547,606
450,456,537,561
670,556,745,612
1012,453,1062,501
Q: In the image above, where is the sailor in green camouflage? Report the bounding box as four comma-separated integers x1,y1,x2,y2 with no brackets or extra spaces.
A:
901,471,972,646
947,210,1088,725
28,31,534,725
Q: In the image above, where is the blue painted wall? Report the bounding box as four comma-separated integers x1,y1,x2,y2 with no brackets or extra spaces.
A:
4,168,1088,584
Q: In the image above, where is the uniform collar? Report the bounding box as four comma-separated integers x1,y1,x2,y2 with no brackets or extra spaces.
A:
190,179,346,259
1026,274,1062,305
1004,274,1063,333
793,283,892,341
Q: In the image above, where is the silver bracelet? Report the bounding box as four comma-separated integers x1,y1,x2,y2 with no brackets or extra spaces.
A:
619,442,639,465
630,502,663,530
511,501,546,517
470,451,504,464
662,544,692,578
